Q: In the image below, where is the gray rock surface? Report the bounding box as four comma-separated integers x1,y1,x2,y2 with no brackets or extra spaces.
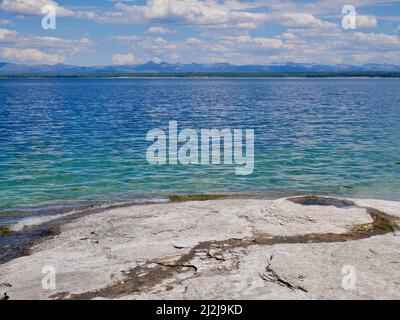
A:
0,196,399,300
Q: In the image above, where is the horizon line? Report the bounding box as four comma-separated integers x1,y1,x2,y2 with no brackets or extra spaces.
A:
2,60,400,68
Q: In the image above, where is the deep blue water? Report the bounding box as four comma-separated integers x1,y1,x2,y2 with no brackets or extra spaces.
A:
1,78,400,225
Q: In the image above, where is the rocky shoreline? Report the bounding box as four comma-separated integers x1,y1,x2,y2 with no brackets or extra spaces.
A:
1,195,400,300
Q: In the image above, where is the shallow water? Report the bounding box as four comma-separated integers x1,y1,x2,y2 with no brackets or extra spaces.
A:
1,78,400,225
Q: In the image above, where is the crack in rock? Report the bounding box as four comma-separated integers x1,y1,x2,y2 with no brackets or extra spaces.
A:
260,255,308,293
154,261,198,272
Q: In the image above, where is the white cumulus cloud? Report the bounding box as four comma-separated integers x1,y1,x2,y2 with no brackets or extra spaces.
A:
0,19,12,25
148,26,173,33
0,0,73,17
112,53,136,65
356,15,378,29
185,37,201,44
0,47,64,64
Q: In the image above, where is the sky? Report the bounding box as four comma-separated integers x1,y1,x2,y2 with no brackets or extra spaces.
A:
0,0,399,66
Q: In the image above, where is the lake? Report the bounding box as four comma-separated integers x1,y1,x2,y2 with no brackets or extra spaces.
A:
1,78,400,226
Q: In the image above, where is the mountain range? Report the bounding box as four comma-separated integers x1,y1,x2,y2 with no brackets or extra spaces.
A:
1,61,400,75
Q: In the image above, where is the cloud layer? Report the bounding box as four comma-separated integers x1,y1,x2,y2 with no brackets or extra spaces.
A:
0,0,399,65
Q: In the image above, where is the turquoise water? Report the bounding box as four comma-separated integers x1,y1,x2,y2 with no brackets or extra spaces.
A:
1,78,400,224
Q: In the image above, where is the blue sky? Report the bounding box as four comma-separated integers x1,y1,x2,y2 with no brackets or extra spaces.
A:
0,0,399,66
